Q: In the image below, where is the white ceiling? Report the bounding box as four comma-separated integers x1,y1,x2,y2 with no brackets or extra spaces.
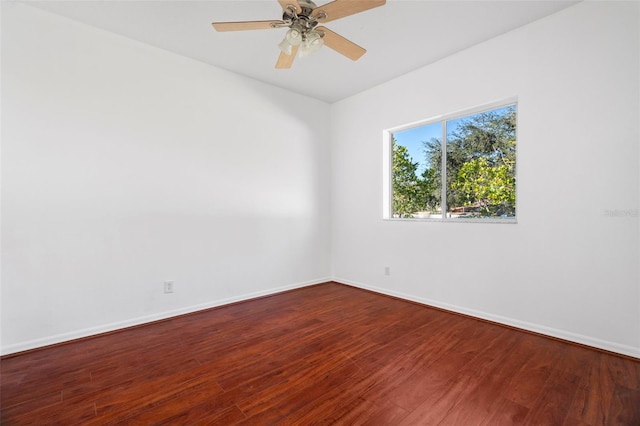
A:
26,0,577,103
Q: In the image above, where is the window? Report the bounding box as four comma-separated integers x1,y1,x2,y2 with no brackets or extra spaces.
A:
384,102,517,221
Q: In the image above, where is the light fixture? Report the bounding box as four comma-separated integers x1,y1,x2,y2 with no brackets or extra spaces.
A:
285,25,303,46
298,29,324,58
275,2,325,60
278,37,293,55
278,24,303,55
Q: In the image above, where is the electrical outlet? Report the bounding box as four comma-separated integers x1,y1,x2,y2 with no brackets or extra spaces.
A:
164,281,174,294
384,266,391,276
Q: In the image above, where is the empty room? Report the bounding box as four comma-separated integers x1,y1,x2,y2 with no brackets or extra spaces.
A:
1,0,639,424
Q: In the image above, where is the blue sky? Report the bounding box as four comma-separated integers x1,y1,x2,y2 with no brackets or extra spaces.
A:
393,122,441,176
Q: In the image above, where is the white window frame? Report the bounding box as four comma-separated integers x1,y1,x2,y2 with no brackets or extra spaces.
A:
383,98,518,223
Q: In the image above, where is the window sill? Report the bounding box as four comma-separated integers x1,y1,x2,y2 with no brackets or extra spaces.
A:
383,217,518,224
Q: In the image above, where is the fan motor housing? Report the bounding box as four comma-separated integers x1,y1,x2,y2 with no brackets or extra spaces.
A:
283,0,321,31
298,0,318,13
283,0,318,20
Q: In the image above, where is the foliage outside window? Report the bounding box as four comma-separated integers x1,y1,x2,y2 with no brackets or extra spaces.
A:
389,103,517,221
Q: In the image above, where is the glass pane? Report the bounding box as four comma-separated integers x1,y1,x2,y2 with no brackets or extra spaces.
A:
391,122,442,218
446,105,517,219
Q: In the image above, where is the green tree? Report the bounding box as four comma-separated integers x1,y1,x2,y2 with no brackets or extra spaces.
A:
452,157,516,216
423,137,443,211
422,106,516,216
418,166,440,213
447,109,516,169
392,141,421,217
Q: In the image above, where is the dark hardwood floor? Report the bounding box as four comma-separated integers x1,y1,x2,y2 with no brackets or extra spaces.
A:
1,282,639,425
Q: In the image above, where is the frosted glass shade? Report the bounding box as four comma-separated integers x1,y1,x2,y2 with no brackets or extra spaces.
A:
299,30,324,58
278,37,293,55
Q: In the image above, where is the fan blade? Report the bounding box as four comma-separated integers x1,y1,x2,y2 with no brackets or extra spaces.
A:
276,46,299,69
212,20,286,32
316,26,366,60
312,0,385,23
278,0,302,15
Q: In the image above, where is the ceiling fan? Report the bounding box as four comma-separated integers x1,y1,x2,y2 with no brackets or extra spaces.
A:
212,0,386,69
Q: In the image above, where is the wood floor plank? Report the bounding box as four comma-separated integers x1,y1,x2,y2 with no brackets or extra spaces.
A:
433,330,523,424
92,370,225,423
523,369,581,425
304,396,410,426
1,399,97,424
115,376,235,425
350,311,465,372
0,391,63,425
236,358,364,424
1,366,91,409
482,398,530,425
1,282,638,425
603,352,640,390
333,399,410,426
565,352,616,425
608,384,640,425
356,331,465,411
395,327,517,425
502,337,560,408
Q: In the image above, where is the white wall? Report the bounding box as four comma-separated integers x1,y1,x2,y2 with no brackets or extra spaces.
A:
331,1,640,357
3,1,639,359
1,4,331,354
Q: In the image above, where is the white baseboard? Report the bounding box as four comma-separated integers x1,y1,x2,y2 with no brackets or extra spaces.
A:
1,277,331,356
5,276,638,359
335,277,640,359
